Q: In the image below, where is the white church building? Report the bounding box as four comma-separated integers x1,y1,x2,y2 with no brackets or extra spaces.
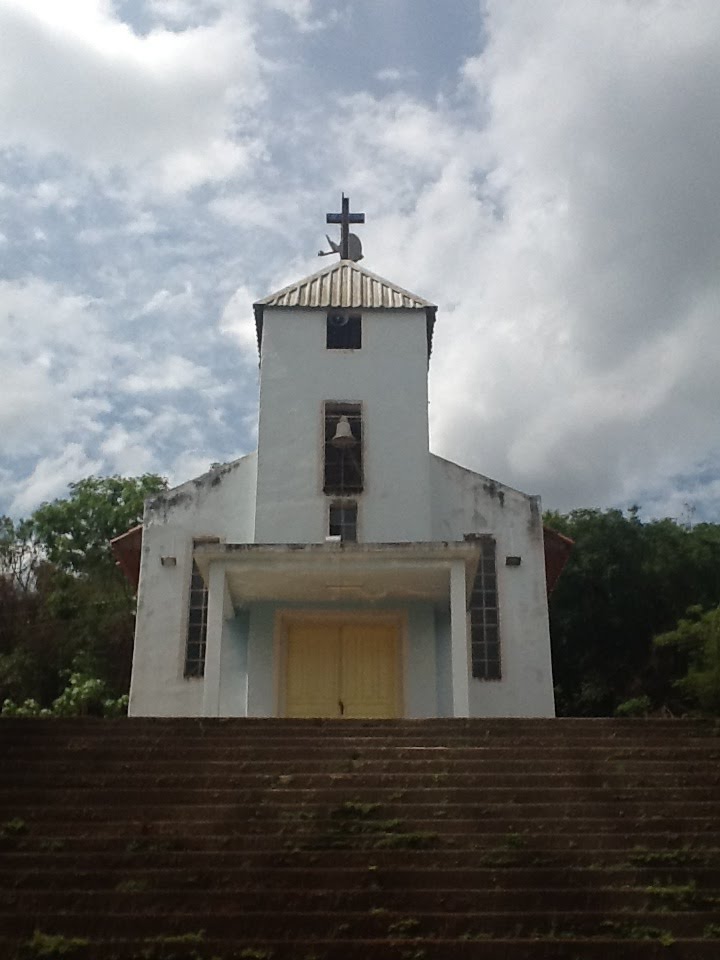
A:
115,201,570,719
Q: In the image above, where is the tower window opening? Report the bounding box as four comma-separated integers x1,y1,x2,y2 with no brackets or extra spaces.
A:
327,313,362,349
329,501,358,542
324,402,363,494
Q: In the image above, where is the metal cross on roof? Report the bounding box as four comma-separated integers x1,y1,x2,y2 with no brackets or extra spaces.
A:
325,193,365,261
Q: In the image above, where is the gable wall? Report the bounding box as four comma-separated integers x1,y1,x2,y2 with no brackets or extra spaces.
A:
129,453,257,716
429,455,555,717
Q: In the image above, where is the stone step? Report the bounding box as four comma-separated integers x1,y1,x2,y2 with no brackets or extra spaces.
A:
4,845,719,866
5,865,720,891
3,786,718,808
2,937,719,960
3,728,712,750
6,745,719,762
5,772,719,791
1,909,719,940
3,801,717,824
2,725,717,745
2,716,716,732
3,758,710,777
3,819,718,843
3,884,720,915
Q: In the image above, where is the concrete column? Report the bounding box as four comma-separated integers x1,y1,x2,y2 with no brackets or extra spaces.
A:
449,558,470,718
202,562,226,717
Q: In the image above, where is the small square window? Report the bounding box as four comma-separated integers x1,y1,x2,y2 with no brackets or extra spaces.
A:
327,313,361,349
329,501,357,542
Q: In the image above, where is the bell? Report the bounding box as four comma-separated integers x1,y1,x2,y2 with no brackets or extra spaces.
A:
331,415,356,447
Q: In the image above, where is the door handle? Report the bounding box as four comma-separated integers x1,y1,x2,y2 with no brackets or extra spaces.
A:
338,699,345,716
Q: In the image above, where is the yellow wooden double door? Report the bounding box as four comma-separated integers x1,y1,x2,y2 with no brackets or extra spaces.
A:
284,620,401,718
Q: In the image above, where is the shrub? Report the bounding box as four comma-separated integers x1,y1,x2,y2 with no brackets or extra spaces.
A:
1,673,129,718
614,695,652,717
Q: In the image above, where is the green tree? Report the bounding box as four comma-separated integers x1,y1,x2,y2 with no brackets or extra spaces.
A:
30,474,166,575
546,508,720,716
0,517,59,705
654,605,720,714
0,474,167,708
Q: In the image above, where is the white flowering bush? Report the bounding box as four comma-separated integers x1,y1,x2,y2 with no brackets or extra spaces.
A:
1,673,128,718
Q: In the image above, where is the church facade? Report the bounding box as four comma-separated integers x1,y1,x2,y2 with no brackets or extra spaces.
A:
121,240,565,718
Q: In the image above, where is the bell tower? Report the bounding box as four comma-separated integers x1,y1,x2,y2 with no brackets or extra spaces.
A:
252,198,437,546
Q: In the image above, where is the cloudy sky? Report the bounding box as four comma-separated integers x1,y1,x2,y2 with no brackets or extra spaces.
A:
1,0,719,523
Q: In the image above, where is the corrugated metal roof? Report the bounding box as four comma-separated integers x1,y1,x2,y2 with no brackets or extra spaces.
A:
255,259,435,312
253,259,437,357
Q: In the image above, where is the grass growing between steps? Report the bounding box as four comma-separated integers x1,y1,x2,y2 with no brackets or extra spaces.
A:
297,800,438,851
16,931,276,960
640,878,720,910
0,818,29,839
17,931,89,959
596,921,675,945
625,845,709,867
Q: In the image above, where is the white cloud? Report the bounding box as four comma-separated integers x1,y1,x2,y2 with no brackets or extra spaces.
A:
120,355,212,394
124,213,159,236
219,285,260,356
137,284,197,318
9,443,104,516
100,424,156,475
165,449,218,486
375,67,416,84
0,0,266,192
0,278,115,456
28,180,78,210
261,0,326,31
148,0,326,32
209,191,292,229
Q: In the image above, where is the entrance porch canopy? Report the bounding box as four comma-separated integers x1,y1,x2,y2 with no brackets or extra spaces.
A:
192,540,481,608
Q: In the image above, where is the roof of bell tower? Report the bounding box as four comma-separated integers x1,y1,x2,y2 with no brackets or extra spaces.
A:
255,258,435,312
253,258,437,355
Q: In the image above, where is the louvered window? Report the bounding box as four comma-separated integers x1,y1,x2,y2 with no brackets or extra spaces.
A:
184,561,208,678
470,538,501,680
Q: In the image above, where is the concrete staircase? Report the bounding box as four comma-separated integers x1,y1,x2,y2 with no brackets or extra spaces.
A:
1,717,720,959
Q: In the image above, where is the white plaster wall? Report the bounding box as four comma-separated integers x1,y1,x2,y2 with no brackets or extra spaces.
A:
219,613,249,717
246,604,276,717
430,455,555,718
404,604,439,718
128,454,257,717
434,608,453,717
254,308,432,544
